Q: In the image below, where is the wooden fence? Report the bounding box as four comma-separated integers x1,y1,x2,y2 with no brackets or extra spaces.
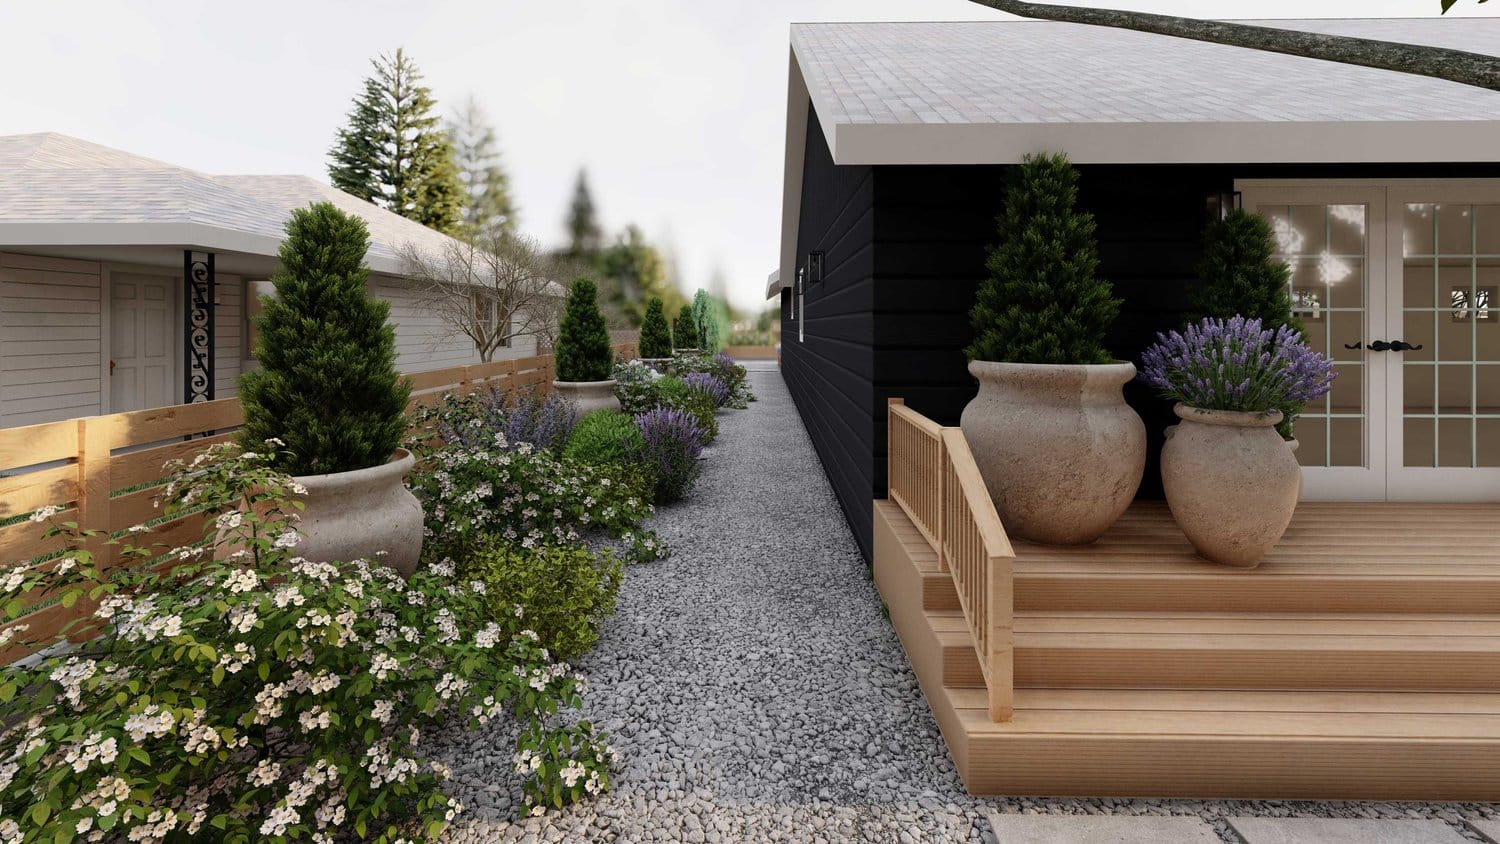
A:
0,345,634,662
887,399,1015,722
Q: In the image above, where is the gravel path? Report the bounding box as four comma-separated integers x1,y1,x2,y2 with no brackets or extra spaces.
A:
438,367,1499,843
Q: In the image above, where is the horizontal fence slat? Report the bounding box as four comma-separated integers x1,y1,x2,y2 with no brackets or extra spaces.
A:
0,510,74,563
105,399,244,448
110,433,235,490
108,487,164,534
405,364,475,393
0,419,78,469
0,464,78,519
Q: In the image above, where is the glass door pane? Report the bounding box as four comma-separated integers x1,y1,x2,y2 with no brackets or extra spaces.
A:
1261,203,1370,469
1401,203,1500,469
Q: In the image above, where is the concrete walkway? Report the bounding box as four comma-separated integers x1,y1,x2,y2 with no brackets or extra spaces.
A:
440,368,1498,843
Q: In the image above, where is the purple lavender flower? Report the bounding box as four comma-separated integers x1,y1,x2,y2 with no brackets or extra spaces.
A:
682,372,731,408
632,407,707,503
440,387,577,454
1139,316,1335,413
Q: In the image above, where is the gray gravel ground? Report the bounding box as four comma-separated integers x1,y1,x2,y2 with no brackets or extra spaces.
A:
437,367,1499,844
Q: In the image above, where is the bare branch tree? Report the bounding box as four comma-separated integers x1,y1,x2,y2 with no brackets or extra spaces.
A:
967,1,1500,93
399,230,565,363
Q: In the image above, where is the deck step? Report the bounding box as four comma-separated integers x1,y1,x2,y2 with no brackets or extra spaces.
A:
942,685,1500,801
932,609,1500,691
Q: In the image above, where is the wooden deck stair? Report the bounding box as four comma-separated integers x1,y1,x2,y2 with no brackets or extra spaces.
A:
875,498,1500,801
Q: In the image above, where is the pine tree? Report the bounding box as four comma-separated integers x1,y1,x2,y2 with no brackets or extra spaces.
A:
672,304,699,350
691,289,723,353
554,278,614,382
328,48,465,234
638,297,672,358
239,202,411,476
1192,207,1304,438
562,169,604,262
967,153,1119,366
449,96,518,239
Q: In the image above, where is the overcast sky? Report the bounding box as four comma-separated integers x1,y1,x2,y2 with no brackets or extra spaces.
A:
1,1,1495,311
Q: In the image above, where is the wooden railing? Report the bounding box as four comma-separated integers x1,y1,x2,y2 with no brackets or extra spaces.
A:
0,344,635,662
887,399,1016,722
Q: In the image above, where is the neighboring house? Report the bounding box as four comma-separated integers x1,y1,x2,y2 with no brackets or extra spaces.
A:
770,18,1500,561
0,133,539,428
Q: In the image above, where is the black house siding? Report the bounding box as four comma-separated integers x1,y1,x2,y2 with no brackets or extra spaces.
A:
784,106,1500,561
781,106,877,560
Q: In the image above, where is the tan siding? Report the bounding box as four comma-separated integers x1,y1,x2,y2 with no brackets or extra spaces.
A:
369,275,483,370
0,252,103,426
214,275,242,398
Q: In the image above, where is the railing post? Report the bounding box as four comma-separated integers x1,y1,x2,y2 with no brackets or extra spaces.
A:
987,548,1014,722
72,416,112,640
935,426,947,572
886,397,903,498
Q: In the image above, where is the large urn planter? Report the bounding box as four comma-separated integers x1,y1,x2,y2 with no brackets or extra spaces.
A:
290,449,423,577
960,360,1146,545
552,379,621,416
639,358,674,373
1160,405,1301,568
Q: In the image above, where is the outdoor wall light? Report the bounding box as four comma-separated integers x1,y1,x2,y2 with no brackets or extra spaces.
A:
807,251,824,284
1207,190,1242,222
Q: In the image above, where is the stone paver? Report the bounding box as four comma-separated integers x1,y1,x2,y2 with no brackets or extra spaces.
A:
1227,817,1469,844
1467,819,1500,844
986,811,1219,843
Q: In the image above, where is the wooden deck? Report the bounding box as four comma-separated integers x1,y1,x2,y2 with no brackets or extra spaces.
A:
875,499,1500,801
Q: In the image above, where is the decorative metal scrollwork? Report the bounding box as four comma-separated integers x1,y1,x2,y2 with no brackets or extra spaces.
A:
184,251,215,404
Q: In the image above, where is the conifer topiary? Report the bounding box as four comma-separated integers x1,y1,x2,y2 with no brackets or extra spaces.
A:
1192,207,1305,438
638,297,672,358
555,277,614,382
239,202,410,475
672,304,699,350
966,153,1119,366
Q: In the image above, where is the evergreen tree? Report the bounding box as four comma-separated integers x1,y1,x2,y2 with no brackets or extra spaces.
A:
691,289,725,353
562,169,604,262
554,278,614,382
596,225,667,325
239,203,410,476
1192,207,1304,438
328,48,465,234
638,297,673,358
448,96,518,239
672,304,699,350
967,153,1119,365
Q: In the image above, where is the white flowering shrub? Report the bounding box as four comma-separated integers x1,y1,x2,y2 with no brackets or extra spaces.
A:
408,430,664,565
0,442,614,842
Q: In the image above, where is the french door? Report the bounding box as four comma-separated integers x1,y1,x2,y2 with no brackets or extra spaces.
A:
1238,180,1500,502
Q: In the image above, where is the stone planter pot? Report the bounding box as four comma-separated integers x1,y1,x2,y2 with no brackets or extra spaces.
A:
673,348,700,357
1161,404,1301,568
960,360,1145,545
639,358,674,374
552,379,621,416
290,449,423,577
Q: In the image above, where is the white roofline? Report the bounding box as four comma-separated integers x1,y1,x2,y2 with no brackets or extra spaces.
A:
0,221,406,275
765,268,786,299
777,48,811,297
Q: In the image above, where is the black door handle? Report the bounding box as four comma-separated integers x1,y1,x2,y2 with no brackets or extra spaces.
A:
1343,341,1363,350
1389,340,1423,352
1368,340,1393,352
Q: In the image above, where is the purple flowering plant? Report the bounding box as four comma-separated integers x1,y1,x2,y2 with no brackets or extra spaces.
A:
410,386,577,455
631,407,707,503
1139,316,1335,415
681,372,731,409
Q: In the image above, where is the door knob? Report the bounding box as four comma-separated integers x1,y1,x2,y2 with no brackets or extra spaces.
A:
1368,340,1393,352
1343,341,1363,350
109,359,115,375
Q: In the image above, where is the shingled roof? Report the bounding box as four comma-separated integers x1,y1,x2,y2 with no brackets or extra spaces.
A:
0,133,458,273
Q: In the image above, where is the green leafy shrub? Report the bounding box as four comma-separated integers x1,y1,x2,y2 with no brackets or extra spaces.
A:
966,153,1120,366
565,410,645,468
409,386,577,455
464,541,623,662
408,433,664,564
638,297,672,359
239,201,411,475
672,303,698,350
667,352,753,408
555,277,614,382
1192,208,1304,438
657,376,718,442
0,442,615,840
612,360,665,414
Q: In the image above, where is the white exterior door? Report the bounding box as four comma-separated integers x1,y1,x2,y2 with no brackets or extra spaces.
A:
1239,180,1500,502
109,273,174,412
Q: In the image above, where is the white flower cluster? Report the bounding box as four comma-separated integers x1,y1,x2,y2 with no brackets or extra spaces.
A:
0,623,28,649
222,568,258,593
124,807,180,841
291,557,338,585
217,642,255,673
123,705,175,742
49,657,97,708
434,672,470,701
28,504,63,523
362,740,421,788
62,731,118,773
370,699,395,724
370,652,399,681
247,758,281,787
474,622,503,650
69,774,131,820
227,605,258,634
253,682,289,724
2,567,27,594
215,511,243,532
298,705,331,732
432,608,459,644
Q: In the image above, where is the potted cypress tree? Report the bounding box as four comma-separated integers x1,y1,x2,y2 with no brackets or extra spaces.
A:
238,202,421,575
553,277,621,414
672,303,699,354
638,296,673,366
960,153,1145,545
1191,208,1304,441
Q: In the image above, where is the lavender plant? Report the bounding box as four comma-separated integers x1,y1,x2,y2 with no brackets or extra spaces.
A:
631,407,708,504
1139,316,1335,419
408,387,576,455
681,372,731,409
